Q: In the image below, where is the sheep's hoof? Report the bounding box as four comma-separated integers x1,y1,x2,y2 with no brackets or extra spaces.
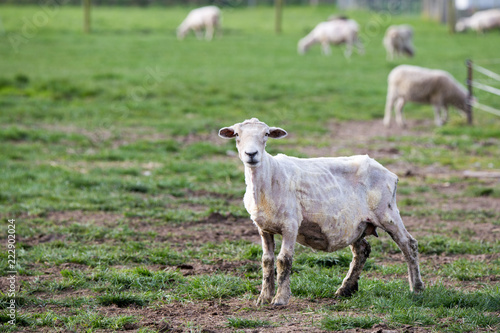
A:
256,296,272,306
271,295,290,306
335,282,358,298
271,300,288,307
412,282,425,293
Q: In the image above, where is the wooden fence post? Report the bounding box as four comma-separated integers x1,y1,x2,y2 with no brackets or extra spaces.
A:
466,59,473,125
83,0,91,34
447,0,456,34
275,0,283,34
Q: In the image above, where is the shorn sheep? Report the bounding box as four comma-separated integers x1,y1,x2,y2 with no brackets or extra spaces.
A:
384,65,472,127
297,17,364,58
219,118,424,306
456,9,500,33
177,6,221,41
383,25,414,61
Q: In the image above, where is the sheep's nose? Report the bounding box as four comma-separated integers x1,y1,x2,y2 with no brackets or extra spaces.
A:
245,151,258,159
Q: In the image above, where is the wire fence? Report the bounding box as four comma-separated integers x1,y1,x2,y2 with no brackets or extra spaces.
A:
467,59,500,119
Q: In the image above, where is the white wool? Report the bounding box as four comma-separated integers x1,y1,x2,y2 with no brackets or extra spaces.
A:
297,18,364,58
383,25,414,61
384,65,471,127
456,9,500,33
177,6,221,41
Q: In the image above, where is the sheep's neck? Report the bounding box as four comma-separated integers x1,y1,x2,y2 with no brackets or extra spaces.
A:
244,152,274,204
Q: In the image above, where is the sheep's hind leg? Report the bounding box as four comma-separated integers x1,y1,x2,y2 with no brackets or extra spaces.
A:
356,39,364,55
343,42,353,58
383,211,424,293
256,230,275,305
335,238,371,297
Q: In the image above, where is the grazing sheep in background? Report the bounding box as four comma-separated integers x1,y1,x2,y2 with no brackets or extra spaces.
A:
456,9,500,33
383,25,415,61
384,65,471,127
219,118,424,306
177,6,221,41
298,17,364,58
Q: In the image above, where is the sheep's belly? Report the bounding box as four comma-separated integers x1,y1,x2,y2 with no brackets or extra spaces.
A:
297,220,329,251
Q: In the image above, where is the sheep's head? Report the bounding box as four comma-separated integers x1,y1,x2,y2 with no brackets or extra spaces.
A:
176,25,188,40
219,118,287,168
297,38,309,55
455,18,469,32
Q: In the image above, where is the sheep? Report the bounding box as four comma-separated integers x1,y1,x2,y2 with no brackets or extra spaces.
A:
456,9,500,33
297,17,364,58
383,25,415,61
219,118,424,306
177,6,221,41
384,65,472,127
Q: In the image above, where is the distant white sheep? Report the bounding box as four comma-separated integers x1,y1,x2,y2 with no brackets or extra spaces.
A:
384,65,472,127
177,6,221,41
456,9,500,33
383,25,414,61
298,17,364,58
219,118,424,306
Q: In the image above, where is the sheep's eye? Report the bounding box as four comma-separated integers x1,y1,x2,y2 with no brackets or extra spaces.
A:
265,133,269,137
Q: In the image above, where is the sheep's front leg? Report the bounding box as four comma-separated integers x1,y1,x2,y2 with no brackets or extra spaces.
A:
335,238,371,297
433,105,444,126
205,24,214,41
383,92,395,127
321,41,331,56
394,97,406,127
441,105,449,124
256,229,275,306
272,229,297,306
194,28,203,40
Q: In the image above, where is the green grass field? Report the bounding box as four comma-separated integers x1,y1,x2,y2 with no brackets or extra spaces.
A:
0,4,499,332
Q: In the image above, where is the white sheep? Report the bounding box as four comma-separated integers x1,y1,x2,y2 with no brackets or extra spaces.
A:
177,6,221,41
384,65,471,127
219,118,424,306
456,9,500,33
383,25,414,61
298,17,364,58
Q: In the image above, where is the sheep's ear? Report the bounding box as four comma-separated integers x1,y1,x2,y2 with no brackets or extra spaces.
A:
269,127,287,139
218,127,237,139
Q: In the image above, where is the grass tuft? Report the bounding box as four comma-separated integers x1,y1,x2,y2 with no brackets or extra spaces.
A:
321,315,380,331
97,292,149,307
227,317,274,328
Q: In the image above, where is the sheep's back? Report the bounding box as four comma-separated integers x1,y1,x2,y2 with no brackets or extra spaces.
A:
274,154,396,209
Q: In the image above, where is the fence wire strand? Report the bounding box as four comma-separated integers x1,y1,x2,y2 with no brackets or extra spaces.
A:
473,102,500,117
469,60,500,118
472,81,500,97
473,64,500,82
